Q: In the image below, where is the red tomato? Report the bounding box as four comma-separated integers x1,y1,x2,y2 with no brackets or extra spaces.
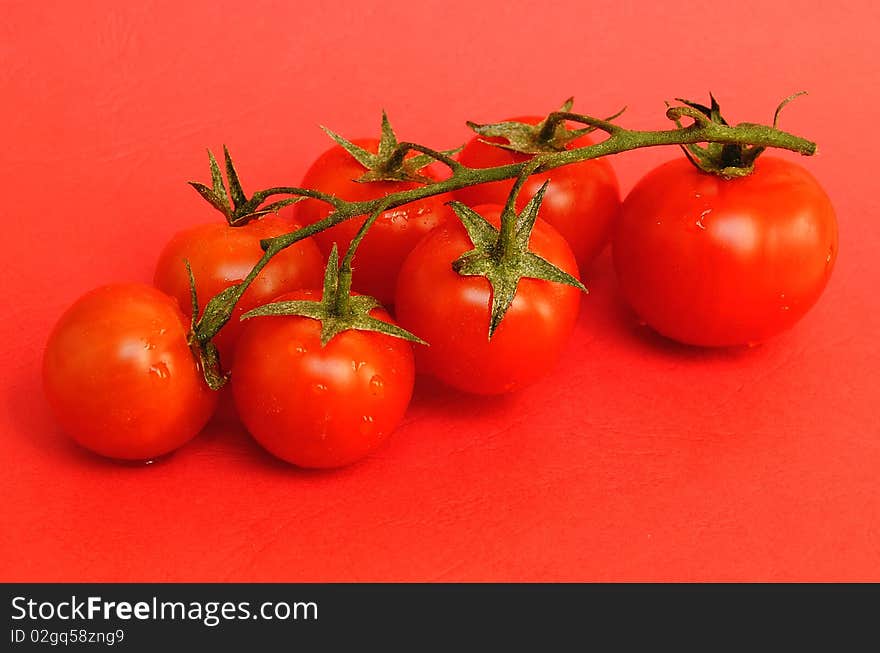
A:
231,290,415,468
43,284,218,460
153,214,324,363
294,139,451,305
455,117,621,271
612,157,838,347
394,205,582,395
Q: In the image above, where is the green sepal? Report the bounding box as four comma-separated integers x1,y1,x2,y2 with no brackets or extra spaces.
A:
668,93,807,178
223,145,247,210
183,260,228,390
466,98,619,155
188,150,233,220
447,202,498,249
448,184,587,340
240,245,427,347
189,146,305,224
322,111,461,184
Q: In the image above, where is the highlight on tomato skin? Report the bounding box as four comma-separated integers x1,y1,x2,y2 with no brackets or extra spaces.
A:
455,116,621,272
153,214,325,364
612,156,838,348
42,284,218,461
394,205,583,396
231,289,416,469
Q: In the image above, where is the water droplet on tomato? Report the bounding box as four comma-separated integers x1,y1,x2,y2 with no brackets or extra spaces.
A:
695,208,711,230
369,375,385,397
360,415,375,435
312,383,327,393
149,362,169,379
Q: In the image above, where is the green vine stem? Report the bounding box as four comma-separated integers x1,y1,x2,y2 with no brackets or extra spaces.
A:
192,101,817,347
335,200,391,314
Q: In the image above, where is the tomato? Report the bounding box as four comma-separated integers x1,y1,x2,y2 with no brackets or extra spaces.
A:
612,157,838,347
294,138,451,305
153,214,324,363
231,289,415,468
394,205,582,395
455,117,620,271
43,284,218,460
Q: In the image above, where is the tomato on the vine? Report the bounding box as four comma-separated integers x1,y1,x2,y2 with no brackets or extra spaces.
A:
43,284,218,460
612,156,838,347
153,214,324,362
394,205,582,395
232,289,415,469
455,116,620,271
294,138,451,306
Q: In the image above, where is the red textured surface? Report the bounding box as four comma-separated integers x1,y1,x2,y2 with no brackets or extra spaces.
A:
2,0,878,582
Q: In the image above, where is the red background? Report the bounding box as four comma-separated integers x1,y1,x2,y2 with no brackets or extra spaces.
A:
2,0,878,581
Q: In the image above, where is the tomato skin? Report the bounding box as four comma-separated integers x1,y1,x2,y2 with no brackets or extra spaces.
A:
612,157,838,347
43,284,218,460
394,205,582,395
232,290,415,468
294,138,451,305
455,117,621,271
153,214,324,363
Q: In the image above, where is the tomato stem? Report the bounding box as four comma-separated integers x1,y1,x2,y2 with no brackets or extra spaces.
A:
191,98,819,350
497,158,543,258
334,202,391,316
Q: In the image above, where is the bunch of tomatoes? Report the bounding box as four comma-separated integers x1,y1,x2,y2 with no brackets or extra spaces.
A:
42,102,838,469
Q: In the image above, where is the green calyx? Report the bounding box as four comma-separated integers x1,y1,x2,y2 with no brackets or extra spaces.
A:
669,92,807,178
322,111,461,184
466,98,624,155
189,146,303,225
240,245,426,347
184,261,228,391
449,178,587,340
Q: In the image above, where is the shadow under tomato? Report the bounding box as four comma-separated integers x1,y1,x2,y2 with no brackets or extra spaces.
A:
407,373,522,421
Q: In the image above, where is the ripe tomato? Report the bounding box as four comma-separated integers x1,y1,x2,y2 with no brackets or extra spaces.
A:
153,214,324,363
43,284,218,460
394,205,582,395
294,138,451,305
612,157,838,347
455,117,620,271
232,290,415,468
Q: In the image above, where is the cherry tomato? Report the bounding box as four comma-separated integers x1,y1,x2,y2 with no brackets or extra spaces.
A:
154,214,324,363
43,284,218,460
612,157,838,347
394,205,582,395
231,290,415,468
294,139,451,305
455,117,620,271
